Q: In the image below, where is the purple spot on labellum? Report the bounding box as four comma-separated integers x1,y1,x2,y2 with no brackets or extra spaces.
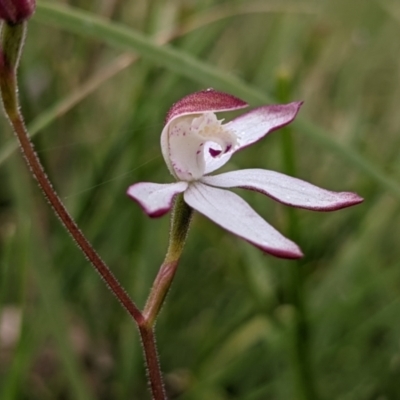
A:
209,148,221,157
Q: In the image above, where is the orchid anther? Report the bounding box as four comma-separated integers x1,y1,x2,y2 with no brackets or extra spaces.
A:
127,89,363,259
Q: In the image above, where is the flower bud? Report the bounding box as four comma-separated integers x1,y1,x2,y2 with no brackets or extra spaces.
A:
0,0,36,24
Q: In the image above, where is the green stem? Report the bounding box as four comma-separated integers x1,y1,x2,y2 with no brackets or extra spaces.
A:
276,70,318,400
136,195,192,400
143,194,193,326
290,275,318,400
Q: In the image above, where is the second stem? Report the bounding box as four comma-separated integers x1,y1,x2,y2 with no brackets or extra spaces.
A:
277,69,318,400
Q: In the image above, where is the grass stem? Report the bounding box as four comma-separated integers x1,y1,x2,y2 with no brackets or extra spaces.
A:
277,69,319,400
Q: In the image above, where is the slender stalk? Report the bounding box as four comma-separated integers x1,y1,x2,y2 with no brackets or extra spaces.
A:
143,195,193,326
1,21,194,400
139,326,166,400
136,196,192,400
2,109,167,398
289,268,317,400
0,22,143,326
0,22,168,399
3,99,166,399
276,69,318,400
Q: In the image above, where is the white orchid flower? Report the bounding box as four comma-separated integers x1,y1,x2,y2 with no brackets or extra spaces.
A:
127,89,363,258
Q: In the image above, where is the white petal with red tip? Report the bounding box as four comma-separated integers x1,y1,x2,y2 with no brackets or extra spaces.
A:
204,102,302,174
184,182,303,258
202,169,363,210
127,181,188,217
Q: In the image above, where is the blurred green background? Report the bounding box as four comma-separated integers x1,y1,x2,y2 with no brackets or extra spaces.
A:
1,0,400,399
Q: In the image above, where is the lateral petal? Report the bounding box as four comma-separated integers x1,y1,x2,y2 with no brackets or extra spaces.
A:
184,182,303,258
204,102,302,174
202,169,363,210
127,181,188,217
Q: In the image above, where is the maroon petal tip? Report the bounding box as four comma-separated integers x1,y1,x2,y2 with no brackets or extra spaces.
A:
319,192,364,211
147,208,171,218
258,244,304,259
126,182,188,219
126,188,170,218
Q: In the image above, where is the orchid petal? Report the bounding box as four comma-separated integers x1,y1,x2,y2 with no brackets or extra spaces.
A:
184,183,303,258
202,169,363,210
127,181,188,217
204,102,302,174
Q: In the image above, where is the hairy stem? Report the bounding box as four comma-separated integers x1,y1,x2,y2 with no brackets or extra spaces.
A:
144,195,193,326
0,21,198,400
139,326,166,400
0,48,143,327
135,196,192,400
0,21,167,400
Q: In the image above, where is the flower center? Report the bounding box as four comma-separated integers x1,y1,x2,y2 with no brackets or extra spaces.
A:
167,112,238,181
190,112,237,156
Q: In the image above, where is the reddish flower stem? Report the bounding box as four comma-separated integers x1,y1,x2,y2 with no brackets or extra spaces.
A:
7,100,168,400
139,326,167,400
2,21,194,400
1,72,144,325
1,21,171,400
143,260,179,326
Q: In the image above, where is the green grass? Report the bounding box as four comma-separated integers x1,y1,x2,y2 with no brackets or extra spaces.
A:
1,0,400,399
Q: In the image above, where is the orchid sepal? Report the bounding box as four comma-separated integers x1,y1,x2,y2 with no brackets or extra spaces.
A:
184,182,303,259
201,169,363,211
127,181,188,218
